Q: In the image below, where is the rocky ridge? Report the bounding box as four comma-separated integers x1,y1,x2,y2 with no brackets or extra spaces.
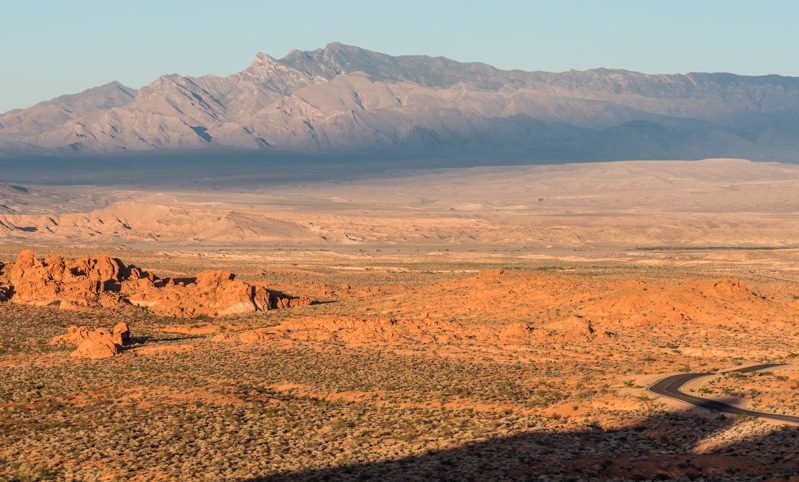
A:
210,315,608,347
3,43,799,162
0,250,310,318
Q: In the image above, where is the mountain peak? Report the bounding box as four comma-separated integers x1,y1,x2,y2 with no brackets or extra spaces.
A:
251,51,279,67
279,42,403,81
35,81,137,109
241,51,287,80
321,42,366,55
4,44,799,163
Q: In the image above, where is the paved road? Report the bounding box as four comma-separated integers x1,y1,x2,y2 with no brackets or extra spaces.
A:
647,364,799,423
754,275,799,285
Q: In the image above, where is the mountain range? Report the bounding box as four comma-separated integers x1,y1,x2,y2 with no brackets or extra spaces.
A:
3,42,799,163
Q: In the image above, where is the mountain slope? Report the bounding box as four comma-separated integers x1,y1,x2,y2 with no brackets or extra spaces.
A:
2,43,799,162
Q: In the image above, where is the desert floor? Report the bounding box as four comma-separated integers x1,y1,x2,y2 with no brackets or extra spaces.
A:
1,245,799,481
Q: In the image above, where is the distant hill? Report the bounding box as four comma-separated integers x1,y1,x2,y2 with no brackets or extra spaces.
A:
2,42,799,163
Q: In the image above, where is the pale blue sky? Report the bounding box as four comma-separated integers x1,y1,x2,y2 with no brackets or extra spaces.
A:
1,0,797,113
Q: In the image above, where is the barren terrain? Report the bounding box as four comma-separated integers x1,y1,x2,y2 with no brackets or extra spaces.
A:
3,158,799,250
2,158,799,480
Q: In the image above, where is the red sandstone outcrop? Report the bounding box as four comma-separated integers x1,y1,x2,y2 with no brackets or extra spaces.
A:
0,250,313,318
49,323,130,347
578,277,769,328
125,270,273,317
212,316,556,346
71,339,120,359
272,295,312,309
50,323,131,359
7,250,123,306
113,322,131,346
346,270,783,340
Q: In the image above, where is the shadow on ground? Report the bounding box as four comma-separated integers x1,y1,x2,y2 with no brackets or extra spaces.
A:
247,409,799,482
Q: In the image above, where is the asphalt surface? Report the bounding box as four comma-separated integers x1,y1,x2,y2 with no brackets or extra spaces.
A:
754,275,799,285
647,363,799,423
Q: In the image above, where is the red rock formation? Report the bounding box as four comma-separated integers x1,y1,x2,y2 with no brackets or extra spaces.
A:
271,294,312,309
8,250,121,306
49,323,131,347
0,250,313,319
124,270,272,317
113,322,131,346
71,339,120,359
212,316,542,346
49,326,99,346
50,323,131,359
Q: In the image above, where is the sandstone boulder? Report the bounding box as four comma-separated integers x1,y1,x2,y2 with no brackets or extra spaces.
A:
272,295,312,309
113,322,130,346
50,323,132,358
253,286,271,311
71,338,120,359
49,325,104,346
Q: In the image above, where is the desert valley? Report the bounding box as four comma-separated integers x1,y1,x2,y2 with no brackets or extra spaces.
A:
2,26,799,481
0,155,799,481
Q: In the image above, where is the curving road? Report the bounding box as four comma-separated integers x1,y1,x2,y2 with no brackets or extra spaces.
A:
647,364,799,423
